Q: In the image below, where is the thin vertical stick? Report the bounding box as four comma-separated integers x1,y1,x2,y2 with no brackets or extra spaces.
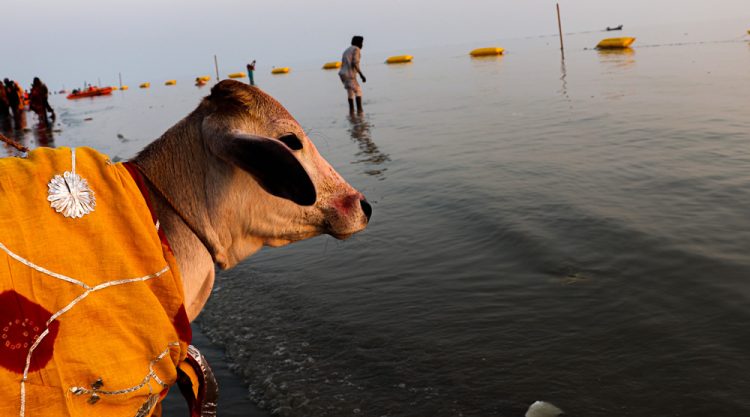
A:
214,55,220,82
118,72,123,89
557,3,565,60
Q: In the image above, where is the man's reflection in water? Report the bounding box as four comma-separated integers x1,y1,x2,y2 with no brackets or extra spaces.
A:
0,113,23,157
0,113,12,137
0,114,55,157
32,121,55,148
347,113,390,178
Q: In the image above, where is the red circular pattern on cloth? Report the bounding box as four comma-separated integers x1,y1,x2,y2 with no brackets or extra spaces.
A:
0,291,59,374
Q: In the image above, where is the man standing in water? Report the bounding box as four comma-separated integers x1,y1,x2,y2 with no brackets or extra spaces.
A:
0,80,9,120
29,77,54,126
339,36,366,113
246,60,256,86
4,79,25,129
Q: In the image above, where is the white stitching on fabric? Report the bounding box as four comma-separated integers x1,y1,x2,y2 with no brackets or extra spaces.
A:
68,342,180,400
0,241,89,289
0,240,171,417
47,148,96,219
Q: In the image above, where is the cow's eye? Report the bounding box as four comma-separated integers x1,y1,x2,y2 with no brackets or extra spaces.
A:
278,133,303,151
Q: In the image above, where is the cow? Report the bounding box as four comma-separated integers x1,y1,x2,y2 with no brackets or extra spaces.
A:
0,79,371,416
134,79,372,320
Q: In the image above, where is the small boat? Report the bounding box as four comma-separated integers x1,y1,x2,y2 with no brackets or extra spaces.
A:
195,78,208,87
606,25,623,31
66,86,114,100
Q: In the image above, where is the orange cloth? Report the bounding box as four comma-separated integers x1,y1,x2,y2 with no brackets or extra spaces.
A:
0,147,191,416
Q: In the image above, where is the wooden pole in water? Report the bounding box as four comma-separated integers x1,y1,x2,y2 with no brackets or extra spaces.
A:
556,3,565,60
214,55,220,82
118,72,123,89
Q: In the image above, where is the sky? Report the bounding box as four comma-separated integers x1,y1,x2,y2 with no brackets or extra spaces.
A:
3,0,748,89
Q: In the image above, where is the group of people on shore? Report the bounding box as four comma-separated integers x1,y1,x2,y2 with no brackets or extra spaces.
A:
3,36,365,133
0,77,55,130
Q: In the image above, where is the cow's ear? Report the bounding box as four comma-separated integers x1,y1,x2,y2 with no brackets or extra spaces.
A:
204,125,316,206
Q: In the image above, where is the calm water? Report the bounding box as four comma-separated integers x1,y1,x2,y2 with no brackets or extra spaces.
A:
5,20,750,417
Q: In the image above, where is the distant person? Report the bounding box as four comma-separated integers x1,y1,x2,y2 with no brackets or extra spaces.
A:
0,79,9,119
29,77,54,126
4,78,25,129
339,36,366,113
246,60,256,86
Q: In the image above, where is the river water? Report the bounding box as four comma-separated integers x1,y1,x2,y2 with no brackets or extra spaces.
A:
4,19,750,417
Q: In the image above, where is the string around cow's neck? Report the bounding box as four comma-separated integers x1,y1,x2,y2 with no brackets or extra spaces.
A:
129,162,221,266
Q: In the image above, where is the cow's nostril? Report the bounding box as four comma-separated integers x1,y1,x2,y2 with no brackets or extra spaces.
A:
360,198,372,222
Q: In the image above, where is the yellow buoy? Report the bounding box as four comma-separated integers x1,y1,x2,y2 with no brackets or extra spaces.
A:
271,67,290,74
139,82,150,89
470,47,504,57
111,86,119,91
164,80,176,86
197,75,211,82
596,37,636,49
386,55,413,64
228,72,246,79
121,85,129,90
322,61,342,70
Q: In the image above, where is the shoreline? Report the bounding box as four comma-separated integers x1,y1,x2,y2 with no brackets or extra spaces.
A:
162,324,270,417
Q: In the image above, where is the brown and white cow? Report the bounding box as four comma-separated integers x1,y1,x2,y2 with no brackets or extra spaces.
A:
133,79,371,320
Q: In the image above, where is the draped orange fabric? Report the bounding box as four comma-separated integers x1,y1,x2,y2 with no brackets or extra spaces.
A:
0,147,191,416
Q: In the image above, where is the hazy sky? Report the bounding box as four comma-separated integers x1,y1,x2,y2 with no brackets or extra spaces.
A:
3,0,748,88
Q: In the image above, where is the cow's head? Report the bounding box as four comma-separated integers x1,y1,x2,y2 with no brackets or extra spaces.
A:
198,80,370,266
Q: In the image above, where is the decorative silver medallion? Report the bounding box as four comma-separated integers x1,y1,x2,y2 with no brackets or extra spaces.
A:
47,148,95,218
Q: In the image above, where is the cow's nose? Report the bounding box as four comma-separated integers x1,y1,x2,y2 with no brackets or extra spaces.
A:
360,198,372,222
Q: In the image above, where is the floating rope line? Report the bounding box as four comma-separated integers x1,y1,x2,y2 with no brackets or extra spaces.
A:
635,38,750,49
584,37,750,51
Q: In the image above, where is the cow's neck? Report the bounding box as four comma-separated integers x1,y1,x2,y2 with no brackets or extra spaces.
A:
149,189,216,321
132,120,226,321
